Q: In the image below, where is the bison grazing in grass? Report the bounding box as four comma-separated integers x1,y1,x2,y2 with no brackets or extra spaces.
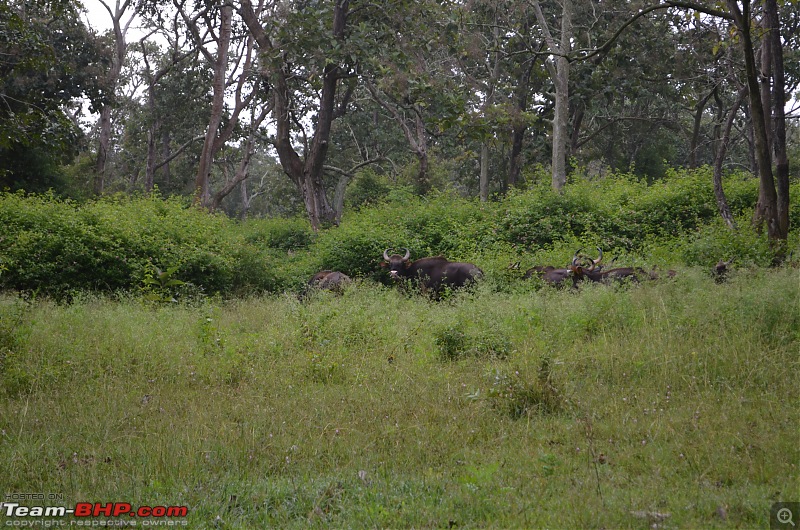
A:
306,270,352,294
381,249,483,295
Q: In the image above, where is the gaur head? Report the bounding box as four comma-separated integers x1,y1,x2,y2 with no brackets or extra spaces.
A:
382,248,411,280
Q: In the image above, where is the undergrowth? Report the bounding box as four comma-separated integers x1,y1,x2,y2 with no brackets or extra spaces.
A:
1,169,798,298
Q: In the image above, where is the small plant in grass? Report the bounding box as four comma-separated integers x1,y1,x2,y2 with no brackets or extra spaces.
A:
481,358,563,418
198,314,225,355
433,325,467,361
433,323,511,361
140,262,185,304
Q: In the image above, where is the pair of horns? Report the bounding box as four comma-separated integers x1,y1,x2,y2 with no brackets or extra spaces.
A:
572,247,603,271
383,248,411,261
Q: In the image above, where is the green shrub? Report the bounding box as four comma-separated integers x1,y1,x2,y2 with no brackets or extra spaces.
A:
345,169,392,209
675,221,777,267
480,361,563,419
242,216,314,252
0,192,250,296
433,322,510,362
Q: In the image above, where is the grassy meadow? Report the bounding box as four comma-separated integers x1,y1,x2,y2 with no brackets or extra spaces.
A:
1,267,798,528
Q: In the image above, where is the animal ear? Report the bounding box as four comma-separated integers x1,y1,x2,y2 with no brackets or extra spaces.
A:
379,262,388,268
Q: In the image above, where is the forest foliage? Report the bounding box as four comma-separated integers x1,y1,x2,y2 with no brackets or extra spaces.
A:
1,0,797,233
1,167,797,298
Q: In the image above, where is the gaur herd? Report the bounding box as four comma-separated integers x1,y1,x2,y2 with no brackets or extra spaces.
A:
305,247,698,296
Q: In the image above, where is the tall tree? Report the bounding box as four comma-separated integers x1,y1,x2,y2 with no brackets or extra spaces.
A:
192,1,233,206
359,0,464,197
656,0,790,240
532,0,572,192
137,30,196,192
722,0,784,241
92,0,135,195
0,0,109,191
238,0,354,230
763,0,790,243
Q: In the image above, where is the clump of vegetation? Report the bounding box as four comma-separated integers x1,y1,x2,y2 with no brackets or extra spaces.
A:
433,322,511,361
0,297,34,397
480,358,563,418
139,263,187,304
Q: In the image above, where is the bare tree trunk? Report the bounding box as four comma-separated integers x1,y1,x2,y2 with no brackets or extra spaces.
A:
533,0,572,192
764,0,790,245
194,2,232,206
480,143,489,201
333,175,349,222
239,178,251,220
145,122,157,192
413,111,429,195
569,100,584,157
689,89,715,168
726,1,780,240
712,88,725,161
161,131,171,188
94,0,132,195
742,104,757,173
713,85,746,230
95,105,113,194
508,126,525,189
759,39,772,155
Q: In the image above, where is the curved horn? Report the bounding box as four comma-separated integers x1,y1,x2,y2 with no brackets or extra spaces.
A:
586,247,602,272
383,248,391,261
572,248,583,266
401,248,410,261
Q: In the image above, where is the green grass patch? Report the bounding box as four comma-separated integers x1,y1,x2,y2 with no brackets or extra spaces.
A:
1,269,797,527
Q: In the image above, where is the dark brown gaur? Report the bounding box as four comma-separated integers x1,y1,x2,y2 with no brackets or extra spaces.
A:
307,270,352,292
523,265,556,279
574,248,647,284
564,248,598,283
712,259,730,283
382,248,483,293
533,250,588,287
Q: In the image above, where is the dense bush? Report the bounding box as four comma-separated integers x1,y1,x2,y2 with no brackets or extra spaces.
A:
0,168,796,297
0,192,246,296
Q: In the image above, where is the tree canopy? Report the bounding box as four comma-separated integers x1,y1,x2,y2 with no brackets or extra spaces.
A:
0,0,796,239
0,0,109,191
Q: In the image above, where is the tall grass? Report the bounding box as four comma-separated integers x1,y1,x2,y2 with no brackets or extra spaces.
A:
1,268,797,528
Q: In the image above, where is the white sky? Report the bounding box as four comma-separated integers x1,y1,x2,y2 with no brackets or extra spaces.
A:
80,0,116,33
